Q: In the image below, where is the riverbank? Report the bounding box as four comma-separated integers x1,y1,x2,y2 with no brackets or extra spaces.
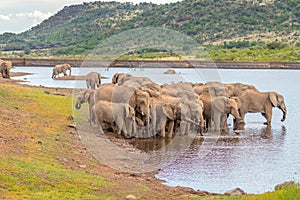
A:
1,57,300,69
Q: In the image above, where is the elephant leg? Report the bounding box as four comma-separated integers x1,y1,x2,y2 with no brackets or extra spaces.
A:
213,112,220,131
263,107,272,125
63,69,67,76
185,122,190,135
160,125,166,138
96,121,105,136
238,111,246,130
221,114,228,132
167,120,174,138
114,116,124,136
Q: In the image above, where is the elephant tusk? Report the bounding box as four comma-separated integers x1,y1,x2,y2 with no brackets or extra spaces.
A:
75,103,81,109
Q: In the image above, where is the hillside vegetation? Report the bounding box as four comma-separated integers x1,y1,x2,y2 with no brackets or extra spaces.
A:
0,0,299,61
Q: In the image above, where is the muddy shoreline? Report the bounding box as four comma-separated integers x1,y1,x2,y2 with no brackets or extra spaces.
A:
1,57,300,69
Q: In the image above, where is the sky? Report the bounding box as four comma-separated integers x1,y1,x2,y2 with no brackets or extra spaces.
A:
0,0,180,34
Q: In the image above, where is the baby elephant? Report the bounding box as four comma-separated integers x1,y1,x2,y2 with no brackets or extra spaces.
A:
94,100,135,138
86,72,101,89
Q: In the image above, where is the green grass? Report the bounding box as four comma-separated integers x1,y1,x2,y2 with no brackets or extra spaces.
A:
0,84,115,199
207,46,300,62
0,158,112,199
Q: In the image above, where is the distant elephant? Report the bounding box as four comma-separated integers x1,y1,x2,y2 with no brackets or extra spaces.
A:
51,63,72,78
211,96,241,132
94,100,136,138
238,90,287,129
0,59,12,79
75,89,96,125
86,72,101,89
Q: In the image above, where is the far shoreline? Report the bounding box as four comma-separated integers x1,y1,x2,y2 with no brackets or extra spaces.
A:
1,57,300,70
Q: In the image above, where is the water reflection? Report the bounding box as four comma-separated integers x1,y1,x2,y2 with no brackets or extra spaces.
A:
154,125,288,194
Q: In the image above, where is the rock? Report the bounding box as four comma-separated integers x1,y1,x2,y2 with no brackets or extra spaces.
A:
164,69,176,74
67,123,76,129
67,115,74,120
126,194,137,199
275,181,295,190
224,188,246,195
79,165,87,169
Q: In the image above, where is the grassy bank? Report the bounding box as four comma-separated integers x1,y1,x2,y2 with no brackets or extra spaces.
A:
0,83,299,199
0,84,114,199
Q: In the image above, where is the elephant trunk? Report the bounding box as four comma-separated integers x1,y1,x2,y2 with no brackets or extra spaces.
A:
183,117,203,136
75,99,81,109
280,105,287,122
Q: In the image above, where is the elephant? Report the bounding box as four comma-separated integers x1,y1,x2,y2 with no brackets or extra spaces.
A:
177,99,205,135
112,85,150,127
51,63,72,78
86,72,101,89
94,83,116,102
199,93,213,130
150,103,179,138
118,75,153,86
225,82,259,97
75,89,96,125
206,81,227,97
193,82,226,97
238,90,287,129
112,73,132,85
200,93,240,132
211,96,241,132
0,59,12,79
94,100,136,138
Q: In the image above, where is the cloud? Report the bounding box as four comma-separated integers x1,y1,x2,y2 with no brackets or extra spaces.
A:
0,14,10,21
16,10,53,21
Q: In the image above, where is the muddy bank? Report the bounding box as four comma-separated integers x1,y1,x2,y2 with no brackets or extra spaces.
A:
1,57,300,69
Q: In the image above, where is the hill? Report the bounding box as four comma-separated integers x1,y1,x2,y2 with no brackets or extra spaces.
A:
0,0,299,58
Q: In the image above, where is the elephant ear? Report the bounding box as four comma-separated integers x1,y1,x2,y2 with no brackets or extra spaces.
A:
112,73,118,84
163,103,176,120
125,104,135,119
84,90,92,102
269,92,278,107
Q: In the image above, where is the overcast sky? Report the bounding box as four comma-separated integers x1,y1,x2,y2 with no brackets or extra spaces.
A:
0,0,180,34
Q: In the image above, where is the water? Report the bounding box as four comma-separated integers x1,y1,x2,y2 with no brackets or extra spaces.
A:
11,66,300,194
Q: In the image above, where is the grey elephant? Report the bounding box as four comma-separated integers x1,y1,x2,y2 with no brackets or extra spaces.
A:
94,100,136,138
75,89,96,125
238,90,287,129
112,73,132,85
150,103,179,138
86,72,101,89
112,85,150,127
225,82,259,97
0,59,12,79
51,63,72,78
178,99,205,135
211,96,241,132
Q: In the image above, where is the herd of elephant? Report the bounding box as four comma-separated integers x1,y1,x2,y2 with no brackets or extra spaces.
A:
75,72,287,139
